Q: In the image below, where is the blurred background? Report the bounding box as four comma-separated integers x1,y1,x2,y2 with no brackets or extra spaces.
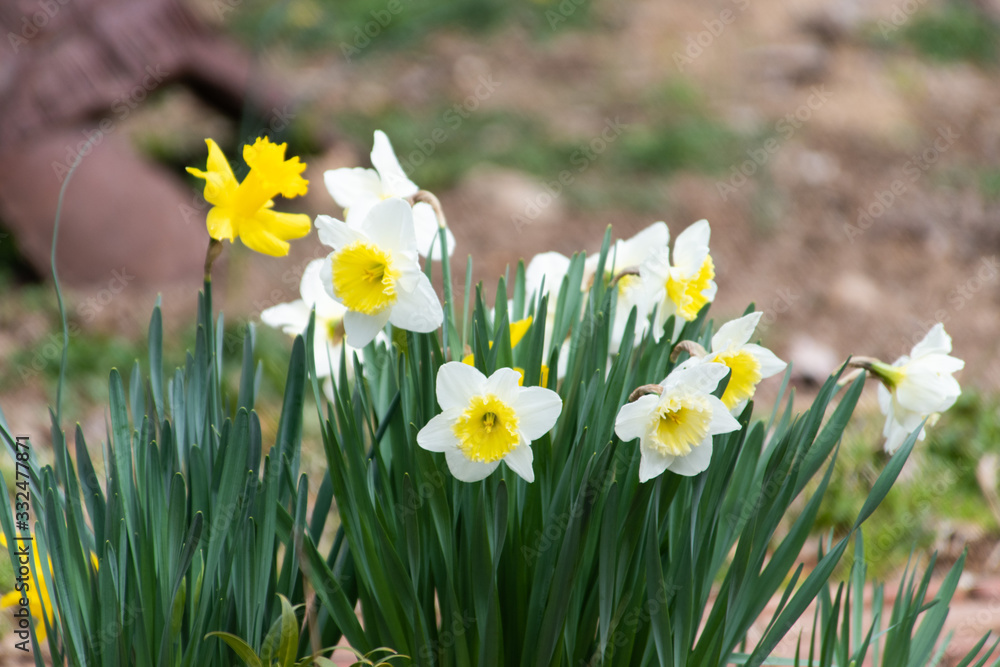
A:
0,0,999,660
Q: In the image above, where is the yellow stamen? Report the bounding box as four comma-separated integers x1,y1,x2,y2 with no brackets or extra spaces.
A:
666,255,715,321
331,241,400,315
650,393,712,457
454,394,520,462
714,349,763,409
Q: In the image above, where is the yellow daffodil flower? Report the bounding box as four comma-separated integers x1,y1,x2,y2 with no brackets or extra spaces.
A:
187,137,311,257
417,363,562,482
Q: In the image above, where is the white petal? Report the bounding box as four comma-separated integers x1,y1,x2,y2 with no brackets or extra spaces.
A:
388,274,443,333
436,362,487,412
744,343,788,378
910,323,952,359
511,387,562,441
301,259,347,322
312,338,340,378
319,253,339,302
362,198,417,254
484,367,523,406
323,167,384,210
877,382,892,417
910,353,965,375
503,443,535,483
671,219,711,277
260,300,311,335
706,396,742,434
371,130,419,197
445,449,500,482
525,252,571,297
342,309,391,348
417,411,461,452
896,370,960,414
614,395,658,442
666,438,713,476
711,312,763,351
413,202,455,259
638,443,673,483
616,221,670,270
663,361,730,395
316,215,364,250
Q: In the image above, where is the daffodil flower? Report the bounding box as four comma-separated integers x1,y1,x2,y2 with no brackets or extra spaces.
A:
678,311,787,413
640,219,717,339
316,197,443,348
324,130,456,259
417,362,562,483
261,258,353,378
615,363,741,481
860,323,964,454
187,137,311,257
584,222,670,351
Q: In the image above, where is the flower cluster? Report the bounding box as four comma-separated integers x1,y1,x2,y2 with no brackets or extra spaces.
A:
188,130,965,485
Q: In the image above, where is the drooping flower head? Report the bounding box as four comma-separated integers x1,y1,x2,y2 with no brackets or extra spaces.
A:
615,363,740,481
316,197,443,348
417,362,562,482
678,311,787,413
187,137,311,257
863,323,964,454
324,130,455,259
640,219,718,339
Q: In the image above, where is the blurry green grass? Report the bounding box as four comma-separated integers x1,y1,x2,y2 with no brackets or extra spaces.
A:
223,0,594,55
811,390,1000,578
871,2,1000,67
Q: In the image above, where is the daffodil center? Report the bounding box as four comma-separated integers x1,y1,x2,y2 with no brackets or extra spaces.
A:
617,273,639,297
649,393,712,457
870,361,906,389
331,241,400,315
454,394,520,463
666,255,715,321
715,349,763,409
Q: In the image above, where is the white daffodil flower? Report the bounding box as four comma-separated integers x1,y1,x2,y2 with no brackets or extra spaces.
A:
678,311,787,414
867,323,964,454
640,219,717,340
324,130,455,259
316,197,443,348
583,222,670,352
260,258,352,378
417,362,562,483
615,363,741,482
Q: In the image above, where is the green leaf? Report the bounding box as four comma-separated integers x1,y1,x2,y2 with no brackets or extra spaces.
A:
206,632,264,667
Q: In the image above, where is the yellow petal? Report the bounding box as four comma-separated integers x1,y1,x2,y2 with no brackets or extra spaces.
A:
243,137,309,199
187,139,239,207
509,316,533,348
205,206,236,242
